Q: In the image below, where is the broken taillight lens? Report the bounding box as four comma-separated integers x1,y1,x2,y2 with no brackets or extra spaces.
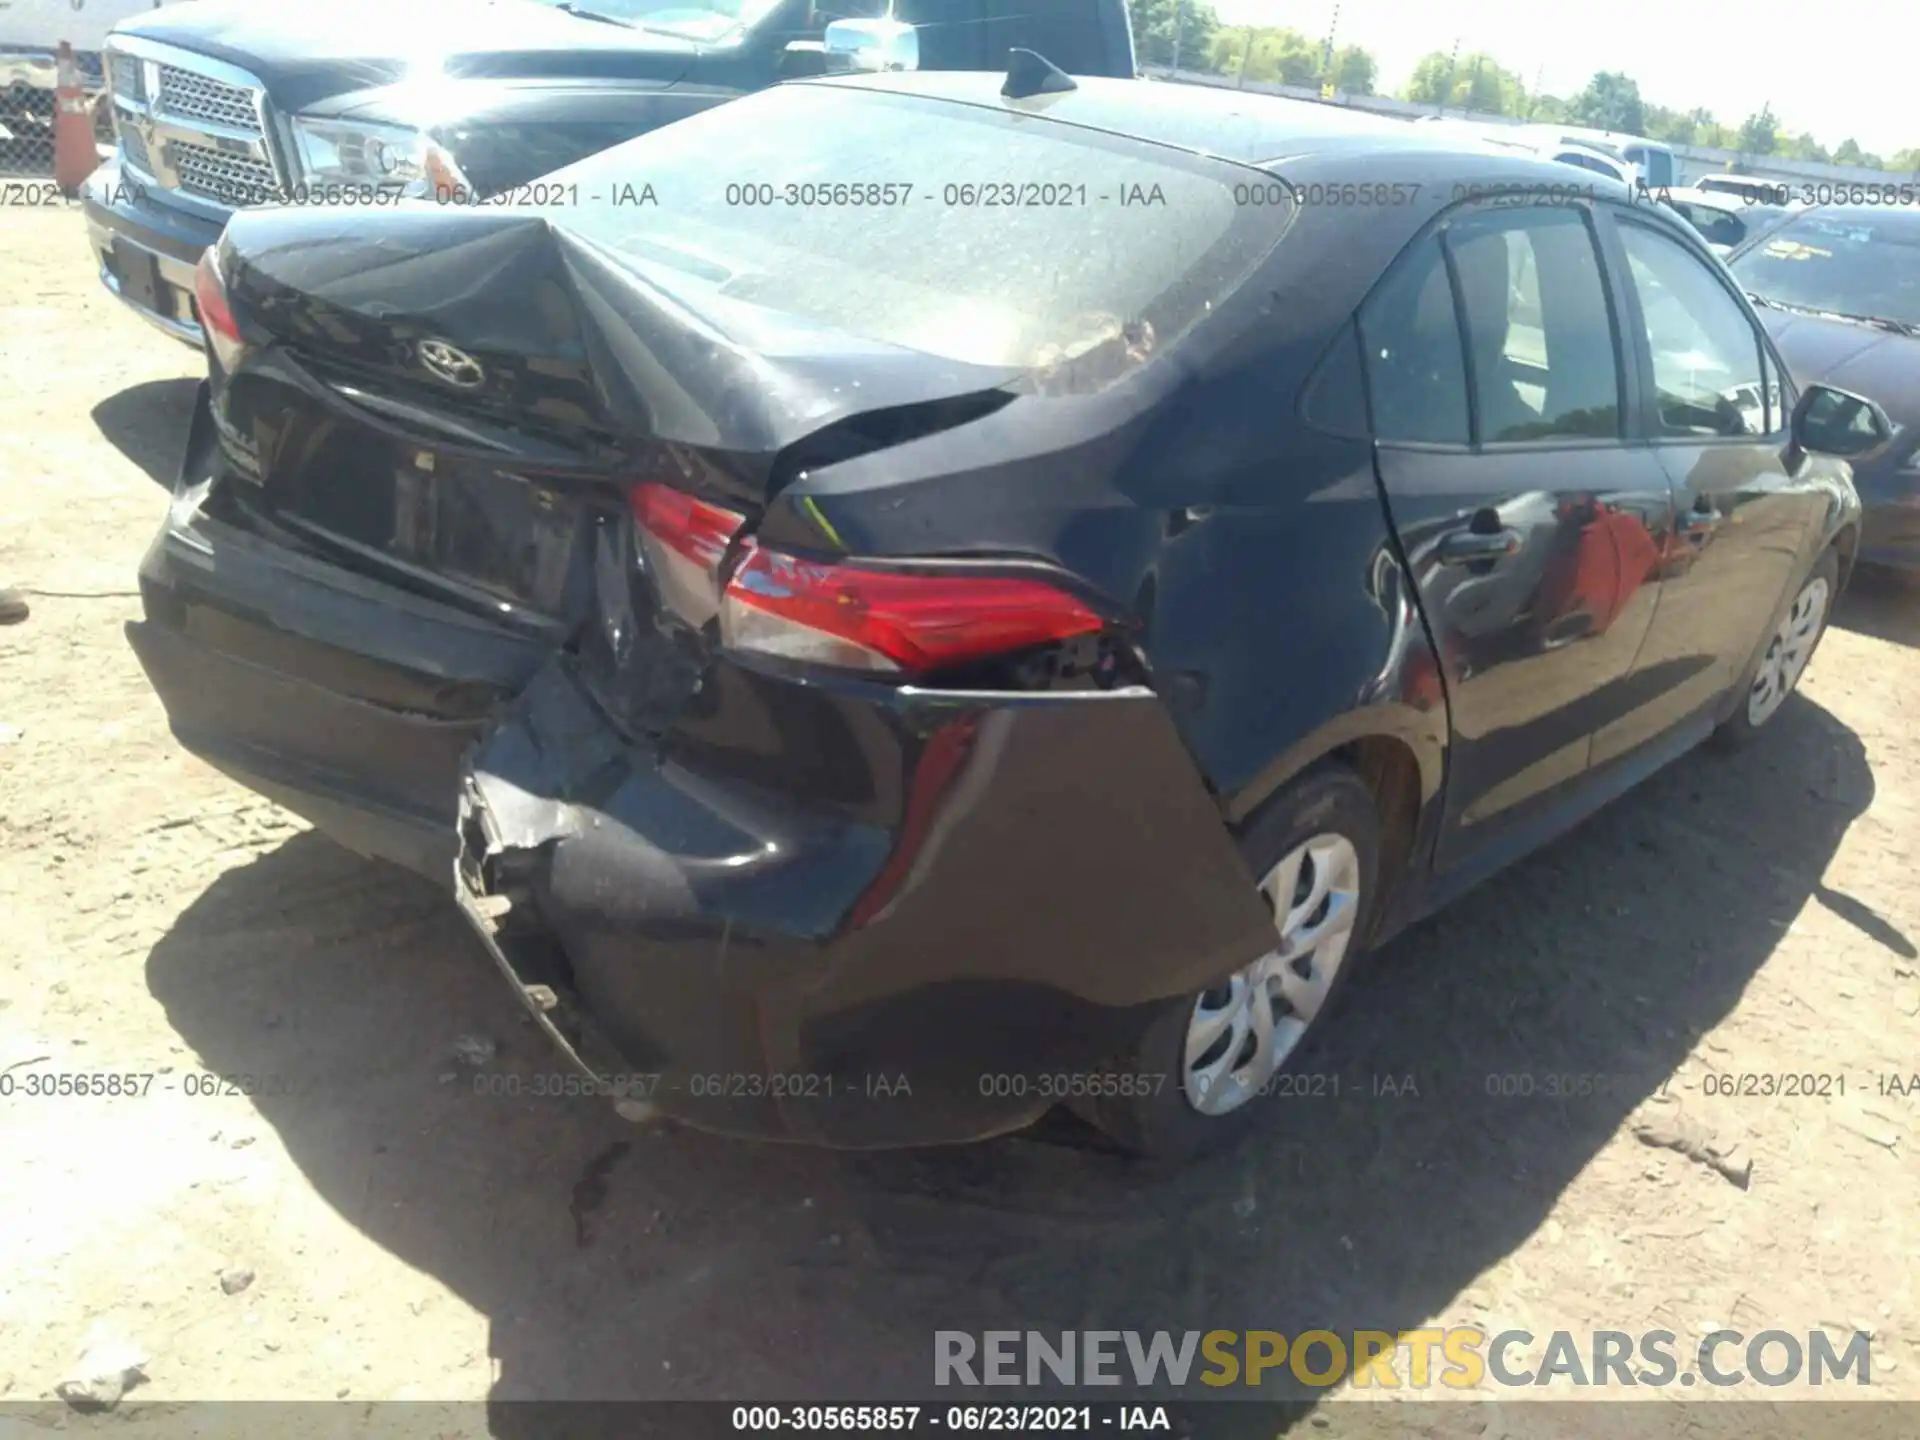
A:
630,481,1109,675
193,246,247,375
719,544,1108,675
629,480,748,628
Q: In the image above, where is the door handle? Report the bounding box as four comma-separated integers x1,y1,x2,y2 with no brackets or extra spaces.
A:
1437,528,1523,565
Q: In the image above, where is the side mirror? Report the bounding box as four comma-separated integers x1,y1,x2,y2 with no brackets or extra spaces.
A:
1791,383,1894,460
822,16,919,72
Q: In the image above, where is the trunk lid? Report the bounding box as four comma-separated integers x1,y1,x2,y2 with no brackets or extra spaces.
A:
213,204,1023,731
220,204,1022,502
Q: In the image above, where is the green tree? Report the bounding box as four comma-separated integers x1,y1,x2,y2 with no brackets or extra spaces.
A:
1679,108,1735,149
1457,54,1524,114
1329,44,1377,95
1210,25,1320,86
1829,138,1887,169
1778,132,1831,163
1641,103,1699,146
1736,105,1778,155
1403,51,1457,104
1568,71,1645,133
1400,49,1522,114
1130,0,1222,70
1893,148,1920,174
1528,92,1570,123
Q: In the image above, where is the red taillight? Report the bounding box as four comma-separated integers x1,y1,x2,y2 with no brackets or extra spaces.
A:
628,480,1108,674
719,544,1107,674
629,480,748,627
193,247,246,373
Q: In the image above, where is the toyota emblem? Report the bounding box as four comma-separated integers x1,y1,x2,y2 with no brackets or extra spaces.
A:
418,339,485,389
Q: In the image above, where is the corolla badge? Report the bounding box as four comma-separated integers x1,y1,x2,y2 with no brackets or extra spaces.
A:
418,339,485,389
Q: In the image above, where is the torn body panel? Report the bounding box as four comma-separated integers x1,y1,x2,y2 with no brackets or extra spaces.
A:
127,391,554,875
221,206,1028,505
455,659,1276,1146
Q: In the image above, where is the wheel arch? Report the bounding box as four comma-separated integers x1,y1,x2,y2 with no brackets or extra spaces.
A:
1831,519,1861,592
1225,707,1445,945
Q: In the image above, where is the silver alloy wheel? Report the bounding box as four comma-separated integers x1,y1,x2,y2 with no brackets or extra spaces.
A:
1182,832,1362,1116
1747,575,1831,728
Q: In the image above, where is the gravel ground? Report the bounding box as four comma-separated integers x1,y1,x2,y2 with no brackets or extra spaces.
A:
2,204,1918,1429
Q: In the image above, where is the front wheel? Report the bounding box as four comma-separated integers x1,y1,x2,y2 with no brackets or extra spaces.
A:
1080,763,1381,1161
1713,546,1839,749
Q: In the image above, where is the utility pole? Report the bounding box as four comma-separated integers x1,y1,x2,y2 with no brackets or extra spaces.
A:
1171,0,1185,74
1319,2,1340,94
1529,62,1543,119
1439,37,1459,115
1236,25,1254,89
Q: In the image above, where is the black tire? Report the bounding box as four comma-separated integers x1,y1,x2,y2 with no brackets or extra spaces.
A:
1079,762,1382,1162
1711,545,1841,751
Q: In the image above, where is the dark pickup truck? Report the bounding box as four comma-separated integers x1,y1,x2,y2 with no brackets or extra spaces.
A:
82,0,1136,343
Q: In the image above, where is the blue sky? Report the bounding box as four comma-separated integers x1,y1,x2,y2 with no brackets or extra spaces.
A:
1207,0,1914,156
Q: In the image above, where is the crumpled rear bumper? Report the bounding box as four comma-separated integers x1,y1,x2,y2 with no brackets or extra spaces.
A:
126,386,556,877
453,661,1274,1147
129,391,1276,1147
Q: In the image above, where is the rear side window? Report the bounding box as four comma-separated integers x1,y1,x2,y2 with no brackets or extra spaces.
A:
1359,235,1470,444
543,85,1282,382
1619,220,1767,437
1447,206,1622,442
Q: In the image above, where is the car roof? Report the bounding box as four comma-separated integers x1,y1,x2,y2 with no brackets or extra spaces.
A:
808,73,1634,192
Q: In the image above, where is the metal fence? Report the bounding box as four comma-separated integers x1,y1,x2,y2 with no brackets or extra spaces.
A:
0,49,114,181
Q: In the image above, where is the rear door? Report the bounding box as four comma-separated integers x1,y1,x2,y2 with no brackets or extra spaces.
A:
1365,200,1672,878
1587,206,1823,763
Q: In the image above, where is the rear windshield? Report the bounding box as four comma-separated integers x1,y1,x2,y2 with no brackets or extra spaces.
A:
538,84,1285,382
1730,211,1920,328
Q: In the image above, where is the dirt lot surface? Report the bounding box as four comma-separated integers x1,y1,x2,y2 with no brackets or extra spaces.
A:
3,204,1919,1428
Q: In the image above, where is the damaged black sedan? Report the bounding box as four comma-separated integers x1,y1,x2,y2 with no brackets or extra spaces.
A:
130,70,1887,1158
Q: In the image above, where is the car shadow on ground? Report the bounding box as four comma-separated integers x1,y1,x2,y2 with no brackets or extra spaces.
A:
144,692,1900,1423
91,377,200,490
1833,570,1920,649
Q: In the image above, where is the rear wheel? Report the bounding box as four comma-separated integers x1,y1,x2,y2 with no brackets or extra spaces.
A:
1713,546,1839,749
1081,763,1380,1161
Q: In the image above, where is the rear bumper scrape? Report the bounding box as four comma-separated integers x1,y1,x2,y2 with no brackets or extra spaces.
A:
454,660,1277,1147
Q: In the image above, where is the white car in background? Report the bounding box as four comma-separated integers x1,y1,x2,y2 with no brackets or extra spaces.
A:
1696,173,1794,206
1415,116,1677,188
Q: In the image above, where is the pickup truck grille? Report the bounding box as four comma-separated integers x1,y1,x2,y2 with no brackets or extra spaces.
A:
105,39,286,208
168,140,280,206
156,65,262,136
108,51,144,104
117,116,154,175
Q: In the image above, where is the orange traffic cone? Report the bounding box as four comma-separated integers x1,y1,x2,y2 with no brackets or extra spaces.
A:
54,41,103,194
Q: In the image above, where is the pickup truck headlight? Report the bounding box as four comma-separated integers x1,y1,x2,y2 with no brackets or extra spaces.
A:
288,117,434,195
